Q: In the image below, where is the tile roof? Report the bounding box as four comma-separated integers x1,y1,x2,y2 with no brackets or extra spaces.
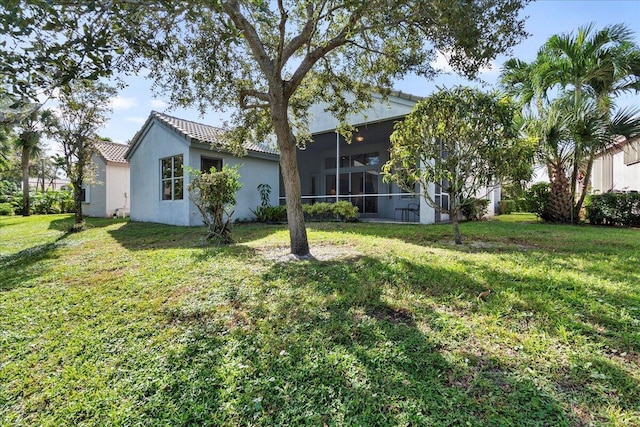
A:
151,111,279,156
94,140,129,164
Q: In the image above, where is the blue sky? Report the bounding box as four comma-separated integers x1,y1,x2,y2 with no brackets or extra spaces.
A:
97,0,640,145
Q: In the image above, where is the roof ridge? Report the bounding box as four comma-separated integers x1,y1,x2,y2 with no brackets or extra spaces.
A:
153,110,224,131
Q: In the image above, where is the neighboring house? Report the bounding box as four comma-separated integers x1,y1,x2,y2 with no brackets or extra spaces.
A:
287,91,500,223
82,140,131,218
24,177,70,192
124,111,280,226
592,136,640,193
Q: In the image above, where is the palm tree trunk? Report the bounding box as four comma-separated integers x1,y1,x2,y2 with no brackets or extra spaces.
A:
575,154,595,218
548,164,572,222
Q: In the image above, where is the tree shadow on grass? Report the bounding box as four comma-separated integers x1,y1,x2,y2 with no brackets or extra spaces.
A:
136,255,576,426
107,221,283,252
47,215,129,232
0,232,70,292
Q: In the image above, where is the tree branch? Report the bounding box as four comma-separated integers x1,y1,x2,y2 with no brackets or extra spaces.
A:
279,3,316,70
220,0,276,86
239,89,270,109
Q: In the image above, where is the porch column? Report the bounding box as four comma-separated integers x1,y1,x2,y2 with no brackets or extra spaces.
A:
419,158,435,224
335,131,340,203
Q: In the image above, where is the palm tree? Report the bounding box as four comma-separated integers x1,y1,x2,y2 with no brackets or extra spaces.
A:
13,109,53,216
502,24,640,223
540,23,640,221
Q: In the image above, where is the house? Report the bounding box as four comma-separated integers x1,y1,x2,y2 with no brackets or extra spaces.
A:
287,91,500,223
124,111,280,226
592,135,640,193
82,140,130,218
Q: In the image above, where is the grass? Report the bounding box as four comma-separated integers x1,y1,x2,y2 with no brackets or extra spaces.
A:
0,213,638,426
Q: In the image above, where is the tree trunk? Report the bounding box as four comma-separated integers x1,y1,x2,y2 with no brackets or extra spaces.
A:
271,102,310,257
547,165,572,222
21,147,30,216
452,210,462,244
574,154,595,221
72,179,84,226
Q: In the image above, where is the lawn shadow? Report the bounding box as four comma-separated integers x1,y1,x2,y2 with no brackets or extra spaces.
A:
48,215,128,232
140,255,577,425
473,257,640,355
0,231,70,292
107,221,283,252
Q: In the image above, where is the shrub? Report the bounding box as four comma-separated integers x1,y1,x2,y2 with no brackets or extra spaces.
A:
0,202,14,216
188,165,242,243
498,199,515,215
585,192,640,227
524,182,550,220
461,198,489,221
252,205,287,223
302,201,359,222
330,201,359,222
0,180,19,203
257,183,272,207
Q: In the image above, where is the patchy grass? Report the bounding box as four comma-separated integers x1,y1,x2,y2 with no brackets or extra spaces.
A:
1,214,638,426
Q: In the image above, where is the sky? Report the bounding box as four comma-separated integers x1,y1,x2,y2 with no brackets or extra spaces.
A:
69,0,640,147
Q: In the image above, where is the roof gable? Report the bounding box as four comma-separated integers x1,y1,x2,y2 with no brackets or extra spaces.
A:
125,111,279,160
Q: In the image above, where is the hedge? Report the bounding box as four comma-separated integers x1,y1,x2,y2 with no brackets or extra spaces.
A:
585,192,640,227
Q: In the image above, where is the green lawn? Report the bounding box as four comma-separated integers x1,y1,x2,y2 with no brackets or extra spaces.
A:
1,214,638,426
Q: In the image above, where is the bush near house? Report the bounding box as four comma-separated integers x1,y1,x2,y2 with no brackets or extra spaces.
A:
251,205,287,223
498,199,516,215
252,202,360,223
585,192,640,226
524,182,551,220
461,198,490,221
303,201,359,222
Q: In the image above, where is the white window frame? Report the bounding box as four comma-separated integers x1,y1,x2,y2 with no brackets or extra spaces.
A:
161,154,184,201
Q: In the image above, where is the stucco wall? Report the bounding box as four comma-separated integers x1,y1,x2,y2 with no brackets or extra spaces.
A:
611,150,640,192
308,94,416,134
128,121,191,226
105,163,130,216
187,147,280,226
83,156,107,218
593,149,640,193
128,119,280,226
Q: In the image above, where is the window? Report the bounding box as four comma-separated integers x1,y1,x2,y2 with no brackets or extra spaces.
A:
201,157,222,173
161,155,184,200
624,139,639,165
80,185,90,203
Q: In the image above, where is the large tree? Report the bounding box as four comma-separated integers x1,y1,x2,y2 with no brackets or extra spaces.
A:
108,0,529,256
382,86,528,244
2,0,529,252
49,80,115,228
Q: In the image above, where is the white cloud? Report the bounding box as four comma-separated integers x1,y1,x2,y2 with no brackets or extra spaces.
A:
432,51,454,73
109,96,138,110
150,99,168,109
125,116,147,124
431,51,497,75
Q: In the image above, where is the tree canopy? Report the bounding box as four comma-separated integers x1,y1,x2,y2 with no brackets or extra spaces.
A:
49,80,116,228
383,86,530,244
113,0,529,255
3,1,529,251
